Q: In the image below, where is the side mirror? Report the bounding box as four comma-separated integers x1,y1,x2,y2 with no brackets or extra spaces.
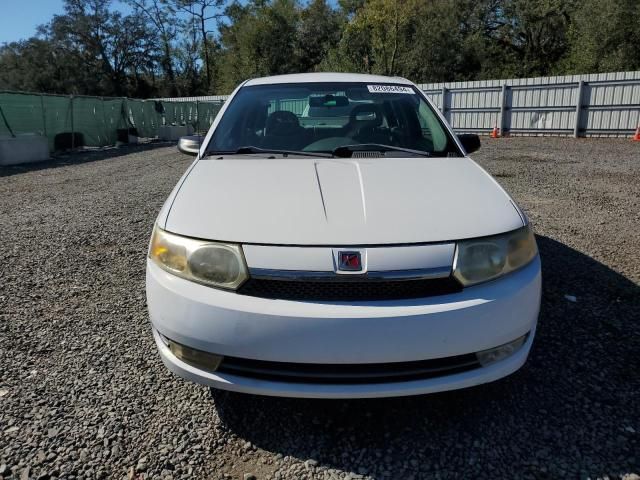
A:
457,134,481,154
177,135,203,156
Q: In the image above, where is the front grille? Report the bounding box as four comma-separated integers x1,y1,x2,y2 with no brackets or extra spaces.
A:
237,277,462,302
217,354,481,384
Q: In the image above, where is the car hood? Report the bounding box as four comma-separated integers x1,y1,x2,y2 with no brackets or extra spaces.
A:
164,156,523,245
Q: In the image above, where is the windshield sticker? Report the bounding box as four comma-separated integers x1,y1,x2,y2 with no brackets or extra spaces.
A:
367,85,414,94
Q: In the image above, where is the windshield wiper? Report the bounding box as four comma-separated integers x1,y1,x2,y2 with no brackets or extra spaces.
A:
332,144,431,158
205,146,332,158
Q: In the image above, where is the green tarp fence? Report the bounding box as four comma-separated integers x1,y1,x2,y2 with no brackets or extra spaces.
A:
0,91,223,152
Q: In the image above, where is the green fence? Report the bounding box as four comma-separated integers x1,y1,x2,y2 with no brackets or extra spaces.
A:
0,91,223,152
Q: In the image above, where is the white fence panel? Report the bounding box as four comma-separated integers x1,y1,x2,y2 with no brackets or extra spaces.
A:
421,71,640,137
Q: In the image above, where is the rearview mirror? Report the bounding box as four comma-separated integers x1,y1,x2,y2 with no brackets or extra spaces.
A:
309,95,349,108
177,135,203,156
457,134,481,154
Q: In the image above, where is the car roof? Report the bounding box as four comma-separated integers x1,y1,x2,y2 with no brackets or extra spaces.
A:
244,72,413,87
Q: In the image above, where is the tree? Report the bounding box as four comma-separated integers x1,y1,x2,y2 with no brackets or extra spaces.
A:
295,0,343,72
403,0,485,82
0,0,160,96
338,0,365,16
495,0,575,77
53,0,158,96
170,0,229,92
126,0,180,96
322,0,418,76
1,0,637,97
0,38,81,94
217,0,300,91
561,0,640,73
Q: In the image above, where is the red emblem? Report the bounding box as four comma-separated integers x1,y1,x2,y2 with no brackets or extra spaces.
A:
338,251,362,271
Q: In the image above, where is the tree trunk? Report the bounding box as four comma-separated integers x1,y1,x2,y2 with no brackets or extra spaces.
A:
389,0,399,76
200,6,211,91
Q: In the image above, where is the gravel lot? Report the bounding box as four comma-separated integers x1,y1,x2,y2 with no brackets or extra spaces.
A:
1,137,638,480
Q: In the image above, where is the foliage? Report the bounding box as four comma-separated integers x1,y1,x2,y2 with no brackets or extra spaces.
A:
217,0,300,92
560,0,640,74
0,0,638,97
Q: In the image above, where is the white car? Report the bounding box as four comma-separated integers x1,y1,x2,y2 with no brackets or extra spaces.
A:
146,73,541,399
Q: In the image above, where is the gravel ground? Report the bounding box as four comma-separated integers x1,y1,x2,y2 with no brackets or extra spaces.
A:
1,137,638,480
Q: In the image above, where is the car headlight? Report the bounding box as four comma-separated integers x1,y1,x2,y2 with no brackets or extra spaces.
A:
453,225,537,286
148,225,248,290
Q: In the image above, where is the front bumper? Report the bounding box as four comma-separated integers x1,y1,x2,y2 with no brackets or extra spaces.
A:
146,256,541,398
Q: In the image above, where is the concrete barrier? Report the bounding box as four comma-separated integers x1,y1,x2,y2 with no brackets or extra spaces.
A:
158,125,195,141
0,134,50,166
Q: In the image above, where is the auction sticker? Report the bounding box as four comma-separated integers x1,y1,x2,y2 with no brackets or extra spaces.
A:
367,85,414,94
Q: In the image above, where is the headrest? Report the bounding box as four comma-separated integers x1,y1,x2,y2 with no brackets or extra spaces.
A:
265,111,300,136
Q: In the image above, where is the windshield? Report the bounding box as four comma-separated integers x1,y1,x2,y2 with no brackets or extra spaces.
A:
206,82,461,156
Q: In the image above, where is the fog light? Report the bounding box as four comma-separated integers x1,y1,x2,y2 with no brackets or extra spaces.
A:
168,339,223,371
475,334,528,367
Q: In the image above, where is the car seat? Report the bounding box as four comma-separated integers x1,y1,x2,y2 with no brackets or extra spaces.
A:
263,111,308,150
346,104,392,145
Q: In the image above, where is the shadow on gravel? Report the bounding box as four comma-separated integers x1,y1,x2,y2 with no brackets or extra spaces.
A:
0,141,175,178
213,235,639,477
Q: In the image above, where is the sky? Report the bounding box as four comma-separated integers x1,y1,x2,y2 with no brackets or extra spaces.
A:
0,0,338,45
0,0,138,45
0,0,66,44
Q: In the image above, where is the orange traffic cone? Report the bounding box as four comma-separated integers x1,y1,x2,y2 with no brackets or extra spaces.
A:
633,125,640,142
490,125,500,138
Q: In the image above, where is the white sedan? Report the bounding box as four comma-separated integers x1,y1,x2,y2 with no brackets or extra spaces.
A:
146,73,541,398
